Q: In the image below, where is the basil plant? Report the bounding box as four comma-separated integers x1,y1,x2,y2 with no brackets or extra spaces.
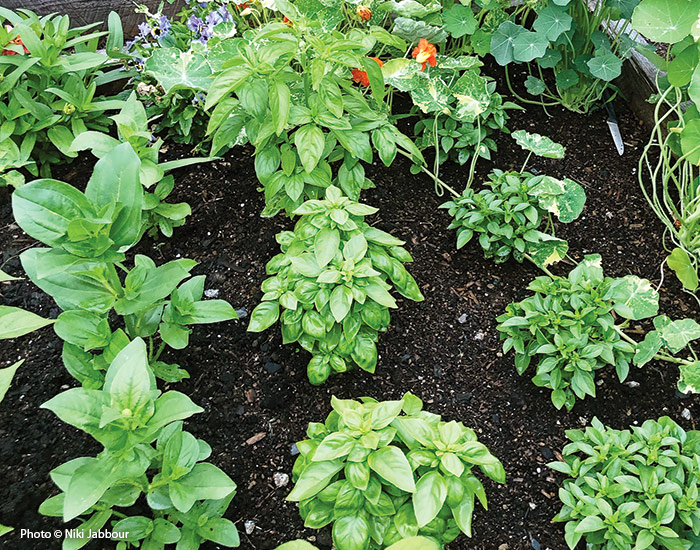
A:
287,393,505,550
40,338,240,550
248,186,423,384
498,254,700,410
70,92,207,239
442,131,585,269
549,417,700,550
204,11,424,217
11,143,238,385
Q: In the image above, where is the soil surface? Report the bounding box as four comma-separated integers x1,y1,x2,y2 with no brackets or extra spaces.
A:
1,65,700,550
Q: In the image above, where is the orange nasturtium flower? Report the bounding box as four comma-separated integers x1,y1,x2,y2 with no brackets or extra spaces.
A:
412,38,436,71
356,5,372,22
351,57,383,87
2,25,29,56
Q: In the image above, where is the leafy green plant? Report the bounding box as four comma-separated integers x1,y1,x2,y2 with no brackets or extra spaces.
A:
39,338,240,550
382,52,519,187
441,130,585,268
632,0,700,295
70,92,205,238
288,393,505,550
204,13,423,217
498,254,700,409
11,144,238,385
488,0,639,113
248,186,423,383
0,7,126,176
0,267,54,405
549,416,700,550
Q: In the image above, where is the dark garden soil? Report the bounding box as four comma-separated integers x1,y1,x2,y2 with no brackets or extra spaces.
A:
2,70,700,550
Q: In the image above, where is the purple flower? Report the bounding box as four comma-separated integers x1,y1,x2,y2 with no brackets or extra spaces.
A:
158,14,171,35
200,23,215,40
187,15,204,32
138,22,151,38
217,6,233,22
205,11,223,27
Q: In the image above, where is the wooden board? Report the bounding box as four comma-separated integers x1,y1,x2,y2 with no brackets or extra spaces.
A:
3,1,186,37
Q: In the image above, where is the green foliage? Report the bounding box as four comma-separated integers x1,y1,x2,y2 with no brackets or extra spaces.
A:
70,92,204,239
488,0,640,112
497,255,656,410
274,536,440,550
549,417,700,550
0,360,22,405
39,338,240,550
11,144,238,385
0,7,126,177
631,0,700,294
406,61,518,170
441,168,585,266
204,20,422,217
288,393,505,550
441,131,584,268
248,186,422,383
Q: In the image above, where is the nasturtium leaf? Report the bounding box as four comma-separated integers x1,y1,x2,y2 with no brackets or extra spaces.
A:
393,17,447,45
0,359,22,404
631,0,700,44
586,51,622,81
667,247,699,291
512,31,549,62
436,55,482,70
678,360,700,393
680,119,700,164
607,0,639,19
512,130,566,158
533,5,572,41
525,76,546,95
527,235,569,267
555,68,579,91
443,5,477,38
538,48,563,69
634,330,663,367
145,48,213,93
606,275,659,320
368,446,416,493
381,59,422,92
452,71,491,122
490,21,527,65
653,315,700,353
410,76,453,115
667,43,700,86
0,306,54,339
413,471,447,527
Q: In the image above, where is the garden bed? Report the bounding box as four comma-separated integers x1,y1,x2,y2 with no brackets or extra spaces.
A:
1,67,698,550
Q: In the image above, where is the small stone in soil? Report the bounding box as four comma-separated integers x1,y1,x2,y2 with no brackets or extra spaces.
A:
291,443,300,456
625,380,640,388
273,472,290,488
682,408,691,420
531,538,541,550
204,288,220,298
458,313,467,324
474,331,484,341
244,520,255,535
265,361,283,374
235,307,248,319
540,447,554,460
456,392,472,404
